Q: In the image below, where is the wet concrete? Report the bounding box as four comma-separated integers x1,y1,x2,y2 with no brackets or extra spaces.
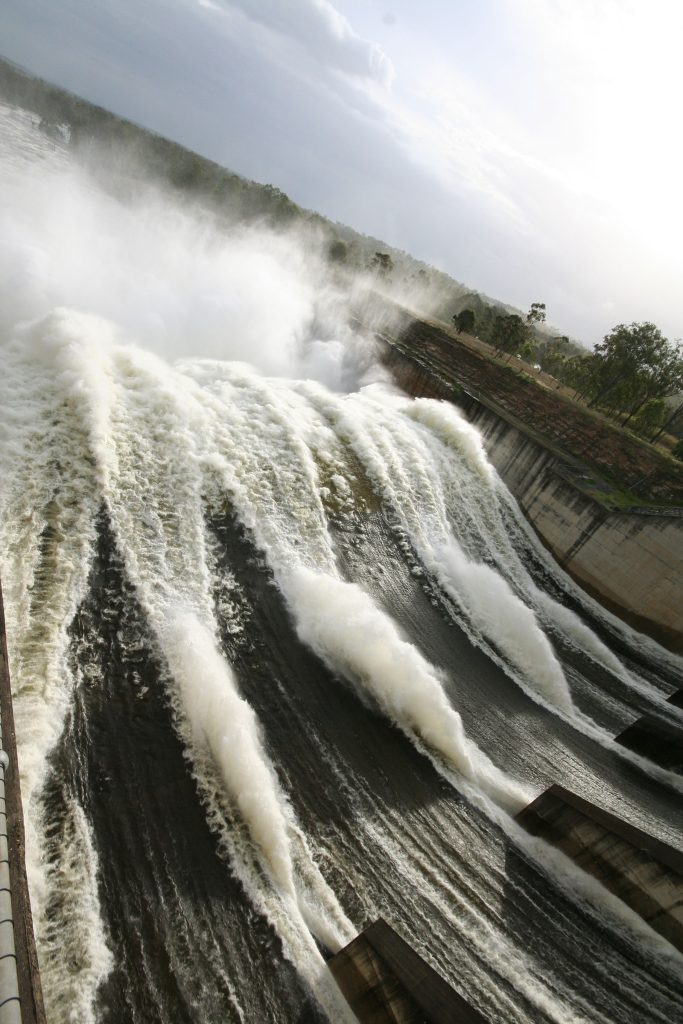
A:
517,785,683,952
329,919,489,1023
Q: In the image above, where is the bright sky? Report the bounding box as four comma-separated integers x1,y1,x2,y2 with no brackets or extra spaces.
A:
1,0,681,344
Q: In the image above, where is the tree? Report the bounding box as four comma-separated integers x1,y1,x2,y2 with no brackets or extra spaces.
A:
452,309,476,335
516,336,536,363
527,302,546,327
328,239,348,264
491,314,528,358
587,322,683,414
563,355,596,398
369,252,393,278
489,303,547,362
652,400,683,442
538,335,570,377
630,398,666,439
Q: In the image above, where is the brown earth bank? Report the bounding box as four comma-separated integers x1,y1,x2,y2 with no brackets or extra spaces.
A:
356,294,683,509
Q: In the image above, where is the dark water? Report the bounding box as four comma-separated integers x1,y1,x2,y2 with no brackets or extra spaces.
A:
2,98,682,1024
38,506,683,1024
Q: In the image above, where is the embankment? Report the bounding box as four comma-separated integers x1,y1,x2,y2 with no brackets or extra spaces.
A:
462,402,683,652
356,296,683,653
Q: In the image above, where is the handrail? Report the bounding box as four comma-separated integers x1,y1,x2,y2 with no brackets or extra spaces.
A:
0,582,45,1024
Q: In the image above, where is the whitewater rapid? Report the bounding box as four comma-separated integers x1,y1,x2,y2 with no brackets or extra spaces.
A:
1,100,683,1024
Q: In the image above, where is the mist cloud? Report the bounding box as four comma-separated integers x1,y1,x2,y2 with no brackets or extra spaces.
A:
0,165,310,373
0,110,382,390
2,0,681,344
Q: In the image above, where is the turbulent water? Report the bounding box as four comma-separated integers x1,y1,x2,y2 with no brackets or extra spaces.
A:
1,101,683,1024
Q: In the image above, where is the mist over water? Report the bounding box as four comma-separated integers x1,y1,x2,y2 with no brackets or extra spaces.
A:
0,101,383,390
1,101,683,1024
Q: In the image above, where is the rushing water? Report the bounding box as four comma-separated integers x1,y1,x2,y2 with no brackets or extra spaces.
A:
1,101,683,1024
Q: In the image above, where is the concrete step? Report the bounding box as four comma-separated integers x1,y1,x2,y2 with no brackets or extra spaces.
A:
616,712,683,774
328,918,489,1023
516,784,683,952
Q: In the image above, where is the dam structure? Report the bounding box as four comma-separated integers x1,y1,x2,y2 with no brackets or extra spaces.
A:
516,785,683,954
356,295,683,653
1,87,683,1024
329,918,490,1023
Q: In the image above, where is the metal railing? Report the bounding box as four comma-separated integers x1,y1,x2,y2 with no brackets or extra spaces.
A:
0,582,45,1024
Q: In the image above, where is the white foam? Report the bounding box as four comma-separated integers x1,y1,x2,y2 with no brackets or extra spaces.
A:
281,566,531,813
160,608,297,894
432,539,574,713
2,98,681,1023
37,798,113,1024
407,398,494,482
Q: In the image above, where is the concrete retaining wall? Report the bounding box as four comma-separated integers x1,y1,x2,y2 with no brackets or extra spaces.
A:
329,918,488,1023
616,690,683,771
517,785,683,952
463,401,683,652
376,338,683,653
616,713,683,772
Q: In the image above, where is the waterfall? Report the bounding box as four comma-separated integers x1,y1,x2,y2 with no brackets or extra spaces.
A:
1,99,682,1024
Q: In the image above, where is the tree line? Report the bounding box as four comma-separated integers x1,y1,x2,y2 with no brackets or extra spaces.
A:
450,301,683,452
562,322,683,446
452,301,546,362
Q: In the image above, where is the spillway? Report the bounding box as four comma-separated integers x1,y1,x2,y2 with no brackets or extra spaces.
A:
1,99,682,1024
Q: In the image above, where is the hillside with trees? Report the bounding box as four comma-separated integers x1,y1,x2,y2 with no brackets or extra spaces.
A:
0,55,472,312
364,296,683,506
527,322,683,446
2,54,681,481
0,55,570,349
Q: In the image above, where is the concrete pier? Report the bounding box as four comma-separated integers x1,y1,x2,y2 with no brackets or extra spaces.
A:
516,785,683,952
616,714,683,773
328,918,489,1023
0,582,45,1024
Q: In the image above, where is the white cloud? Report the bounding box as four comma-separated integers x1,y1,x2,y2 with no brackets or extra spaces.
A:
211,0,394,86
4,0,682,342
333,0,683,339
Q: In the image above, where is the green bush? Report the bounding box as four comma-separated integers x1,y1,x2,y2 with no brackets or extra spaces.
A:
631,398,666,438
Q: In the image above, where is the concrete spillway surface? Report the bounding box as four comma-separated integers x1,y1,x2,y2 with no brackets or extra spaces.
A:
329,918,489,1023
4,98,683,1022
516,785,683,952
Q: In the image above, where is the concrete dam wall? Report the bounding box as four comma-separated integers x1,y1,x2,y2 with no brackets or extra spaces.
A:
463,400,683,652
373,332,683,654
0,582,45,1024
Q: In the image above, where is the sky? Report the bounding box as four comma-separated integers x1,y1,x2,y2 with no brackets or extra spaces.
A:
1,0,682,345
